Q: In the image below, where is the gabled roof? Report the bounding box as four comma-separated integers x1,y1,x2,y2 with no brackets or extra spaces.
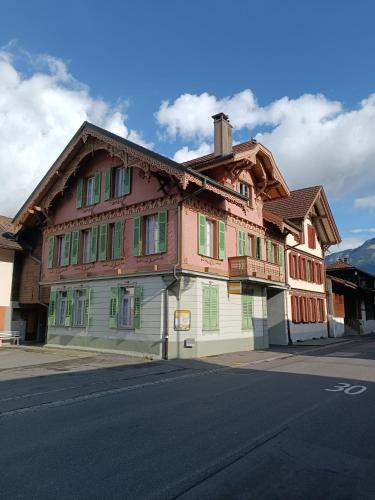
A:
0,215,22,251
264,186,321,220
264,186,341,246
13,122,251,227
183,140,290,200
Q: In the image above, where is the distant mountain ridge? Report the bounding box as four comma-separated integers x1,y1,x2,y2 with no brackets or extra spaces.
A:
325,237,375,275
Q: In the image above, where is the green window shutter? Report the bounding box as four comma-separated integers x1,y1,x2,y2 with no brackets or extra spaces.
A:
198,213,206,255
113,221,123,259
157,211,167,253
123,167,131,195
279,244,285,272
70,230,80,265
218,221,226,260
47,236,55,268
267,240,273,263
133,216,141,256
134,286,143,329
90,226,98,262
256,236,262,259
104,167,112,201
238,230,246,256
76,178,83,208
98,224,108,261
202,286,211,330
48,290,57,326
94,172,101,204
109,287,119,329
64,289,73,327
85,289,92,327
242,294,253,330
210,286,219,329
63,233,71,266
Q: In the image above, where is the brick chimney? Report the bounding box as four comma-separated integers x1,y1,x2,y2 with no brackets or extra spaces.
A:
212,112,232,157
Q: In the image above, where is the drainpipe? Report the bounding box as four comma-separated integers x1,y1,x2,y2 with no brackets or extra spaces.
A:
162,179,208,360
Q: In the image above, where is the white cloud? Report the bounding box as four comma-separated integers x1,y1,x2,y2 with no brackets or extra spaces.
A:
173,142,212,163
354,195,375,209
351,227,375,234
156,90,375,198
0,46,151,217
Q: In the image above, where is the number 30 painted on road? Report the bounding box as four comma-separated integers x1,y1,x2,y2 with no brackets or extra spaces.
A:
325,382,367,395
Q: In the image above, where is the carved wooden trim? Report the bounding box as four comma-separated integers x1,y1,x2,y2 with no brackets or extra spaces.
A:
183,198,266,236
44,194,180,235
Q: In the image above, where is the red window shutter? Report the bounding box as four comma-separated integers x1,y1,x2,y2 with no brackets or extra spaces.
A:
315,262,319,283
298,256,303,280
307,298,311,322
320,299,326,321
300,296,305,322
320,263,325,284
289,252,294,278
314,298,319,321
291,296,296,322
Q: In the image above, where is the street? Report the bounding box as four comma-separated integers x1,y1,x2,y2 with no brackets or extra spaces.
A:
1,339,375,499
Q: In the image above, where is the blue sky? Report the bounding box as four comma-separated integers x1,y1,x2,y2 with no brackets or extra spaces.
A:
1,0,375,252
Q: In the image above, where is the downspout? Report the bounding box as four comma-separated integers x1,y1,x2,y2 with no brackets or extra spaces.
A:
162,179,207,360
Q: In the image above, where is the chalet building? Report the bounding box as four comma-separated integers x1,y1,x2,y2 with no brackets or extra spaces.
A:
326,261,375,337
11,113,340,358
264,187,341,343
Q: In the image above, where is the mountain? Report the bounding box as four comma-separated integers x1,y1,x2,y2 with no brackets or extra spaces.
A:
325,237,375,275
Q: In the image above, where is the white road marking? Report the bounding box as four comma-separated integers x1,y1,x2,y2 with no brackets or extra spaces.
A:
325,382,367,395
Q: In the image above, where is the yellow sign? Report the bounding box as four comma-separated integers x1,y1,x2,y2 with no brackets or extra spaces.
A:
228,282,242,294
174,310,191,331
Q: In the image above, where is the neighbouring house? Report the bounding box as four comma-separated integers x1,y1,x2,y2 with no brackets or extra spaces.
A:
326,260,375,337
264,187,341,343
11,113,340,357
0,215,49,343
0,216,22,334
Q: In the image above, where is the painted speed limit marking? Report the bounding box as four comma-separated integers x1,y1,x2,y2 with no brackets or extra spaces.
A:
325,382,367,395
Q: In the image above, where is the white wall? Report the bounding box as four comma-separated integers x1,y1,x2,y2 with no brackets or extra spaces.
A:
0,249,15,332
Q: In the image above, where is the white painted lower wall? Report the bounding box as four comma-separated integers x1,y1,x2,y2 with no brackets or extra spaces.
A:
47,273,269,359
0,249,15,332
331,317,345,337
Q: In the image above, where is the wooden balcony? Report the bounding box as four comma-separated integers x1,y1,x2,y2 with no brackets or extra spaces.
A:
228,256,285,283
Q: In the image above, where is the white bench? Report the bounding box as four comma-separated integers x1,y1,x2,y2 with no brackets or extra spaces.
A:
0,331,20,347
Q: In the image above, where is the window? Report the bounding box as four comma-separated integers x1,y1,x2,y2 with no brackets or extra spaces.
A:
104,165,131,200
119,287,134,328
109,286,142,329
86,176,95,206
56,291,68,326
248,235,255,257
198,214,225,260
238,181,250,198
114,167,125,198
202,286,219,331
83,229,91,264
205,219,215,257
73,289,86,326
56,235,65,267
133,212,167,257
267,240,278,264
145,214,159,255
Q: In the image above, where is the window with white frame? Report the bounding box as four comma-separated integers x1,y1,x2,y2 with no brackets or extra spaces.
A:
56,291,68,326
83,229,91,264
145,214,159,255
114,166,125,198
238,181,250,198
119,287,134,328
73,289,86,326
205,219,215,257
86,176,95,206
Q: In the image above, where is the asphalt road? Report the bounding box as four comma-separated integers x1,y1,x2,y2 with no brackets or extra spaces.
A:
1,339,375,500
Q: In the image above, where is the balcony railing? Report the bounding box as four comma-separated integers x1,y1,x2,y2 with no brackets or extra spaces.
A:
228,256,284,283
